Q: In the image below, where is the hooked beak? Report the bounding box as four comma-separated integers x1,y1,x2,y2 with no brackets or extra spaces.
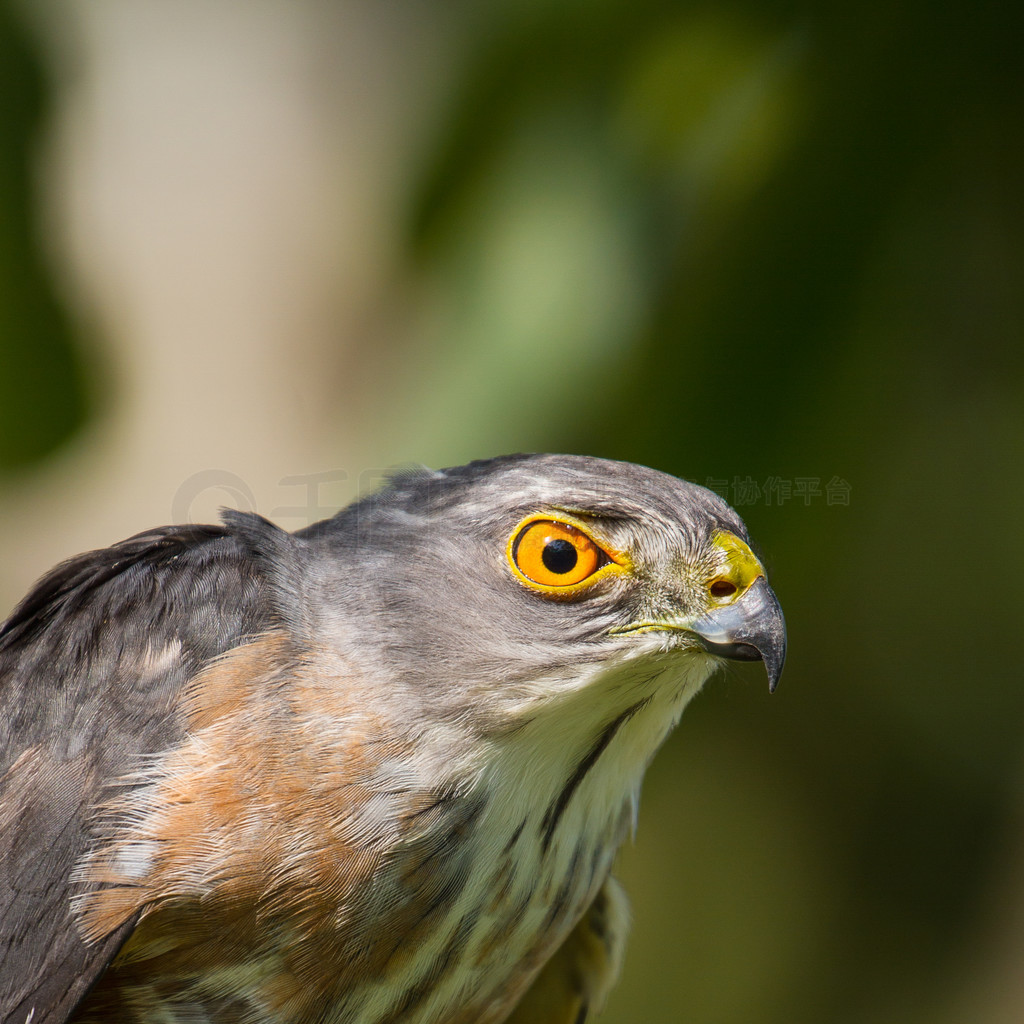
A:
690,576,787,692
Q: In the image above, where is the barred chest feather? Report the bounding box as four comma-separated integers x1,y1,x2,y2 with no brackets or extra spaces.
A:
72,640,713,1024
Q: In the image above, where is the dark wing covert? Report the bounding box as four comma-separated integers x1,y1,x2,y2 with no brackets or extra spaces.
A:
0,523,276,1024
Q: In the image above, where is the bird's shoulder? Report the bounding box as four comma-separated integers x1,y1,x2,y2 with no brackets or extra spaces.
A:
0,520,281,1024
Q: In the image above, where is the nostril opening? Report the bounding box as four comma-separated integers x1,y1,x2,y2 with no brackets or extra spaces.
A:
710,579,737,598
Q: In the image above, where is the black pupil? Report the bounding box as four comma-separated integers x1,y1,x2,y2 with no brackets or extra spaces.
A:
542,538,578,575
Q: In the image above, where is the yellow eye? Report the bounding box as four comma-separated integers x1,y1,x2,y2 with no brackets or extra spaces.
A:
511,520,607,588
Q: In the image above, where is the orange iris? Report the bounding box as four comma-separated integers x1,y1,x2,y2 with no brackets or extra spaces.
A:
512,520,604,587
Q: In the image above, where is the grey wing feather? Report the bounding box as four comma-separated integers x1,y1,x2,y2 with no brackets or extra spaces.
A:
0,522,277,1024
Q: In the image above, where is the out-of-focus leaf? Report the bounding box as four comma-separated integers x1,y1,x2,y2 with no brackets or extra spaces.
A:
0,0,89,472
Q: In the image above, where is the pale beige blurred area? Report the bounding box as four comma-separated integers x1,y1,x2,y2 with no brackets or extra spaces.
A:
0,0,451,612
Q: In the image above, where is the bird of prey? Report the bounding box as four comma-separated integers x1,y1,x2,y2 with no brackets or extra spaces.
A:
0,454,785,1024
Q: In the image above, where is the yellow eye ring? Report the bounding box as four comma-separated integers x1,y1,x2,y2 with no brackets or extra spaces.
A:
507,516,627,595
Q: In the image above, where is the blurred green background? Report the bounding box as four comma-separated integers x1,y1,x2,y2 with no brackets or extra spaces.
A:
1,0,1022,1021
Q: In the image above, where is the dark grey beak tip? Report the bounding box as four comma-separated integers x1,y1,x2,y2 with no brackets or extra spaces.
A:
757,597,786,695
701,635,786,693
765,641,786,694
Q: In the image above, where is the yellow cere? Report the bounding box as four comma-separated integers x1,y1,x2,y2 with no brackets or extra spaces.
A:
708,530,765,601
